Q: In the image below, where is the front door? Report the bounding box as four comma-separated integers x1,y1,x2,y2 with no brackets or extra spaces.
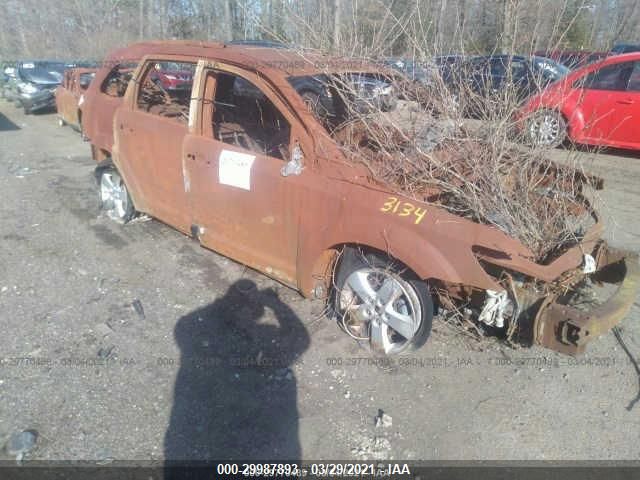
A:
183,67,307,285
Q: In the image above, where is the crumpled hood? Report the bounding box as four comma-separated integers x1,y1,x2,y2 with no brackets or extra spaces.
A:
19,68,62,86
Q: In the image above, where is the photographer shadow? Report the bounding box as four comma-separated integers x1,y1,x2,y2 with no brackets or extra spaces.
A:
164,279,310,461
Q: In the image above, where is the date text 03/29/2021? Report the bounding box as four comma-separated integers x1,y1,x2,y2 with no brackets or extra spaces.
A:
215,462,412,477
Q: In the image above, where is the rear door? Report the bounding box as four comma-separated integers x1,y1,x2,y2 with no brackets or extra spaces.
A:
56,71,74,123
575,60,634,145
183,65,311,285
114,56,198,232
88,63,136,153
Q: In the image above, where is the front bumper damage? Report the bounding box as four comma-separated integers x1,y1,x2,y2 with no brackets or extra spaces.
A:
20,89,56,113
533,244,639,355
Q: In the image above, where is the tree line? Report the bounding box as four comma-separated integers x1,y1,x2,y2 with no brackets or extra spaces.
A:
1,0,638,61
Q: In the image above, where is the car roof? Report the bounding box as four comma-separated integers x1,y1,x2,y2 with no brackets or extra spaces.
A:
102,41,382,77
472,55,529,62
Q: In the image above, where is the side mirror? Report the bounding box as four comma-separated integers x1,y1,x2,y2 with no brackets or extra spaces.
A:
281,143,304,177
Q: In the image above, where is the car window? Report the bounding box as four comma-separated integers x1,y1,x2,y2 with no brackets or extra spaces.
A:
489,59,507,77
211,72,290,160
136,61,196,124
581,62,633,91
626,62,640,91
79,72,94,90
101,63,137,97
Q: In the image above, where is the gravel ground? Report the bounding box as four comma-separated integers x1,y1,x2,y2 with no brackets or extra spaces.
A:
0,102,639,462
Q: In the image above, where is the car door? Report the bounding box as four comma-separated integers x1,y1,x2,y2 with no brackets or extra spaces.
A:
614,61,640,149
182,66,311,286
56,71,74,123
575,61,634,145
114,56,198,233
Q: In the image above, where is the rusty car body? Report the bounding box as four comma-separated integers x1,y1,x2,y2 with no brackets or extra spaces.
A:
92,41,638,356
55,67,96,132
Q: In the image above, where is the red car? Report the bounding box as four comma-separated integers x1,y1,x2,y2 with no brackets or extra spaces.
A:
148,62,193,90
519,52,640,150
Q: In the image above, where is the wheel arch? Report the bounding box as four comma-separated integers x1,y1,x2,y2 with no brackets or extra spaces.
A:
297,236,478,300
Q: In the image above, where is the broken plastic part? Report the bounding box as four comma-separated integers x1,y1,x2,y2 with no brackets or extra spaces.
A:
478,289,512,328
582,253,596,274
281,144,304,177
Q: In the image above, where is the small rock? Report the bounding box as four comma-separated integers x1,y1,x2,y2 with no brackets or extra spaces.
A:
1,286,7,293
375,409,393,428
285,371,293,381
131,299,145,319
344,391,351,399
5,430,38,459
97,345,115,359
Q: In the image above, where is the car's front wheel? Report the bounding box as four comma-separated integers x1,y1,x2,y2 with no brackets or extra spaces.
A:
528,109,567,147
98,167,135,223
333,248,433,355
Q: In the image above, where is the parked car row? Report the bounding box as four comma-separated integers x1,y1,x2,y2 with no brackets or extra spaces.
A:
1,60,97,122
391,48,640,152
518,51,640,150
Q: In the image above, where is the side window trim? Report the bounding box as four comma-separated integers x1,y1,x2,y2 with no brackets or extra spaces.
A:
206,67,292,161
579,62,634,91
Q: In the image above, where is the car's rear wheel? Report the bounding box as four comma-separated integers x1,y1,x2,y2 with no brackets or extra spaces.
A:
333,248,433,355
98,167,135,223
528,109,567,147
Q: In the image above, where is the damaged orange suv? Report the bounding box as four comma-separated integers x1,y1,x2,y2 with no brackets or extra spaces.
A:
94,41,638,356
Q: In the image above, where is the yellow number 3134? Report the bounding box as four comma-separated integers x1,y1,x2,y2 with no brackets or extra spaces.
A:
380,196,427,225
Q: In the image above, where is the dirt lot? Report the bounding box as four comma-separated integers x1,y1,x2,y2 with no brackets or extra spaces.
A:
0,101,639,462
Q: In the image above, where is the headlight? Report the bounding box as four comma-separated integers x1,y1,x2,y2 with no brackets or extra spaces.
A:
18,82,39,94
372,84,393,96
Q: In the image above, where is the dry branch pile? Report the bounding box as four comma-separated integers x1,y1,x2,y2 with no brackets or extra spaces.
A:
331,104,598,262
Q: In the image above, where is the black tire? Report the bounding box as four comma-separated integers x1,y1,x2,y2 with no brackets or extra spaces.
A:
527,109,567,148
332,247,433,355
97,166,135,224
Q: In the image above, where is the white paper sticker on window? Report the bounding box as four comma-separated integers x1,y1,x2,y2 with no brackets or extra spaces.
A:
218,150,255,191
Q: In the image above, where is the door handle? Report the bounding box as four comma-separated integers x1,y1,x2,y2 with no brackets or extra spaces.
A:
617,99,635,105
